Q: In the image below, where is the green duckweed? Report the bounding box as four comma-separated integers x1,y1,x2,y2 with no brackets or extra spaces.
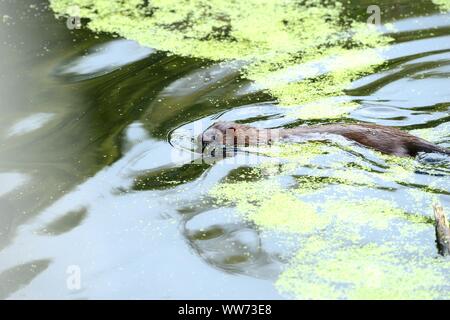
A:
433,0,450,11
277,242,449,299
50,0,391,109
210,141,450,299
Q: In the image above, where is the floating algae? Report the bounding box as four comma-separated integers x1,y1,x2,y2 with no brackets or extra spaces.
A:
213,175,450,298
211,181,330,234
411,122,450,143
50,0,392,110
210,141,450,299
276,241,450,299
288,101,360,120
433,0,450,11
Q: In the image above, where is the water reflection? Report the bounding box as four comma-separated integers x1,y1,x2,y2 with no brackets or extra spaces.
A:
55,39,155,80
7,113,55,137
0,172,29,197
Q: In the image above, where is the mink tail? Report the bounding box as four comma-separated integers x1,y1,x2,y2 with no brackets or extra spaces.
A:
410,140,450,156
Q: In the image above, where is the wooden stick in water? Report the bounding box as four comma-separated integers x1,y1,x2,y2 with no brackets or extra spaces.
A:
433,204,450,256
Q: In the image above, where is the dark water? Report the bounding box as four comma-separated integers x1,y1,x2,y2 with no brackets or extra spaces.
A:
0,0,449,299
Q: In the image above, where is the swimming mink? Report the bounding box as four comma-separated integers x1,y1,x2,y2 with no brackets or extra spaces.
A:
200,122,450,157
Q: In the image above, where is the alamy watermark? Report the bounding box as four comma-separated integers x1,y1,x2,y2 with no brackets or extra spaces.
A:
65,6,82,30
367,5,382,26
66,265,82,291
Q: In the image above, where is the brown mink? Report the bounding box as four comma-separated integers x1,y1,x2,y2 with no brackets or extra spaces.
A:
200,121,450,157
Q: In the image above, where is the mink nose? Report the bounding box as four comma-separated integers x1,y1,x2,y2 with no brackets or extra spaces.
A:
202,134,214,149
198,129,216,151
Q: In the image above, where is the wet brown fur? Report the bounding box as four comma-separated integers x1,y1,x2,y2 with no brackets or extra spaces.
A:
200,121,450,157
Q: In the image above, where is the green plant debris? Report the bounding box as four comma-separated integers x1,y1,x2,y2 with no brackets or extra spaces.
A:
212,182,330,233
210,141,450,299
50,0,392,111
288,101,360,120
277,242,449,299
410,123,450,143
433,0,450,11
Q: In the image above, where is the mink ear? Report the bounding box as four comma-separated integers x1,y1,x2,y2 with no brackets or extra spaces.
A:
214,122,237,133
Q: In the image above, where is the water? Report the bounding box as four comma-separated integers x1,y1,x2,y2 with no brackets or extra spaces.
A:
0,0,449,299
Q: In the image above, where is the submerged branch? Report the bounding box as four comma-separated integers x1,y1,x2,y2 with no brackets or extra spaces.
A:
433,204,450,256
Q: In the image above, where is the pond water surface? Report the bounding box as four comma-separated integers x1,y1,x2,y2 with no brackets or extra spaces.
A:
0,0,449,299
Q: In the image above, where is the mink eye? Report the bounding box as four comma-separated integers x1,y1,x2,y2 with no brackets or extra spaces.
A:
224,126,236,133
214,123,236,133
